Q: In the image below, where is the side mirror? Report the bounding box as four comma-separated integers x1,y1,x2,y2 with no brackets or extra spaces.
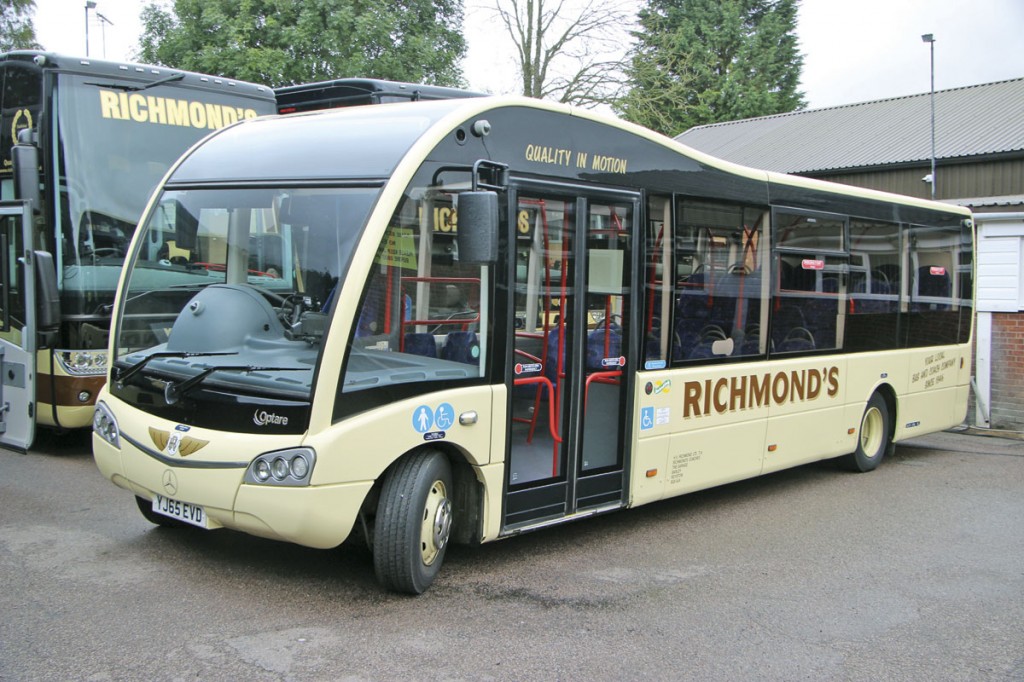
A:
456,191,498,264
12,144,41,215
33,251,61,334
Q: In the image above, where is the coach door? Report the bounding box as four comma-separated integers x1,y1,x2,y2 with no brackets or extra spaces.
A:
0,203,37,451
504,184,639,530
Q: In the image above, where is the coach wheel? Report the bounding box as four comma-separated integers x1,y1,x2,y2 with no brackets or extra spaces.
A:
373,449,454,594
846,393,890,472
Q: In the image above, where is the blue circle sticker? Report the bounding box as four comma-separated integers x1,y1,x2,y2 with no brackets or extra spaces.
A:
434,403,455,430
412,405,434,433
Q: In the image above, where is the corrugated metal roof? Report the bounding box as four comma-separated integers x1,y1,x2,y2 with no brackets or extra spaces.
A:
954,194,1024,209
675,78,1024,174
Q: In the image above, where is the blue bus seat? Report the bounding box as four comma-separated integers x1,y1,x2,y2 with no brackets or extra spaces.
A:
403,332,437,358
442,331,479,364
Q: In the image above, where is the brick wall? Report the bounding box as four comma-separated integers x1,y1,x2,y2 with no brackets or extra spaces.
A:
990,312,1024,429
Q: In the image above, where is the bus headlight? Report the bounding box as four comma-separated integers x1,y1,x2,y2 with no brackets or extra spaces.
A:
289,454,309,479
244,448,316,487
92,401,120,448
253,459,271,482
56,349,109,376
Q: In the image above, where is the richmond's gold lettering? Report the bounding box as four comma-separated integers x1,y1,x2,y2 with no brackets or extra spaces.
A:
713,378,729,413
97,88,259,130
730,375,747,411
790,370,805,401
750,373,769,407
680,367,842,419
683,381,701,418
772,372,789,404
807,369,822,400
827,367,840,397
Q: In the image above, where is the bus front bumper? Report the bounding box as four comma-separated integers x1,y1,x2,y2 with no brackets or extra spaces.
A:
93,434,372,550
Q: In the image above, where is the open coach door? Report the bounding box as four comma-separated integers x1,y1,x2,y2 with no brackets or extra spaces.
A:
0,202,39,450
504,182,641,530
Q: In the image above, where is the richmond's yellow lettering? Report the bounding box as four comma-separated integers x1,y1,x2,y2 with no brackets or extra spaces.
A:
167,99,189,126
99,90,120,119
129,94,147,122
98,89,259,130
146,95,167,124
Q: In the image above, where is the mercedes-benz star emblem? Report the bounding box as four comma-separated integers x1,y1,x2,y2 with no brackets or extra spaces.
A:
162,469,178,496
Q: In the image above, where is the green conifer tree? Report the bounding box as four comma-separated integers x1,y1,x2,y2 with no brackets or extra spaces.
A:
617,0,804,137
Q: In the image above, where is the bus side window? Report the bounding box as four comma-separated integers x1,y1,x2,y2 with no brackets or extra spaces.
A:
906,225,962,347
846,220,901,352
671,200,767,362
643,196,672,366
771,210,846,354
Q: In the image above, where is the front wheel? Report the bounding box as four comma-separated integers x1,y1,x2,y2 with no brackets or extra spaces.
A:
845,393,891,472
373,450,454,594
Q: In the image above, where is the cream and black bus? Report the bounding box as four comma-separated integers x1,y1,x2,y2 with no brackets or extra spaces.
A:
0,51,275,450
92,98,974,593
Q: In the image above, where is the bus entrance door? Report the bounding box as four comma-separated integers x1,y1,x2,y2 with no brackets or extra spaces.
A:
0,203,37,451
505,187,639,530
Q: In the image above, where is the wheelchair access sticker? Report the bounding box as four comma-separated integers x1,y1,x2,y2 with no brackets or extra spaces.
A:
640,406,671,431
641,407,655,431
413,402,455,440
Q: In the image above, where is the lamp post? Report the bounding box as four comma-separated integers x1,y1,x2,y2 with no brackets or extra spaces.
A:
922,33,936,200
85,1,97,57
96,12,114,58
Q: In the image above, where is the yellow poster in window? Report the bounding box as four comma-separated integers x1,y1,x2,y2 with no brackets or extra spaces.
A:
377,228,417,270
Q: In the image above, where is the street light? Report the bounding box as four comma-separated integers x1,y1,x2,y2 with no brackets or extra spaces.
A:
85,1,97,57
96,12,114,58
922,33,936,200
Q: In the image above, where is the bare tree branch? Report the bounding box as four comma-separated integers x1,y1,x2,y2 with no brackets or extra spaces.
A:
493,0,634,108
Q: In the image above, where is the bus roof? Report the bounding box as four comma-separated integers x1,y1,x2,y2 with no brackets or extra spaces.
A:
0,51,275,103
167,96,971,224
274,77,484,113
171,98,471,184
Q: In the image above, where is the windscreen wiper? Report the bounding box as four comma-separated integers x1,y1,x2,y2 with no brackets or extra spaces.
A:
163,365,306,405
85,72,186,92
114,351,236,386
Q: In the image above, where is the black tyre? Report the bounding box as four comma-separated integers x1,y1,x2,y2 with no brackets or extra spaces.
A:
373,450,454,594
845,393,891,472
135,495,187,528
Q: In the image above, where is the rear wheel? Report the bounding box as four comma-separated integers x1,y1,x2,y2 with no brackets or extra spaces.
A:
373,450,453,594
135,495,187,528
845,393,891,472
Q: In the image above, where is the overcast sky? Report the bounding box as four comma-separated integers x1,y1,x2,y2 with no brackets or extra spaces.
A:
32,0,1024,110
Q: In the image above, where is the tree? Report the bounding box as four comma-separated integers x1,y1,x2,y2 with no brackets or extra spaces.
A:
617,0,804,137
0,0,42,51
494,0,633,107
137,0,467,88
